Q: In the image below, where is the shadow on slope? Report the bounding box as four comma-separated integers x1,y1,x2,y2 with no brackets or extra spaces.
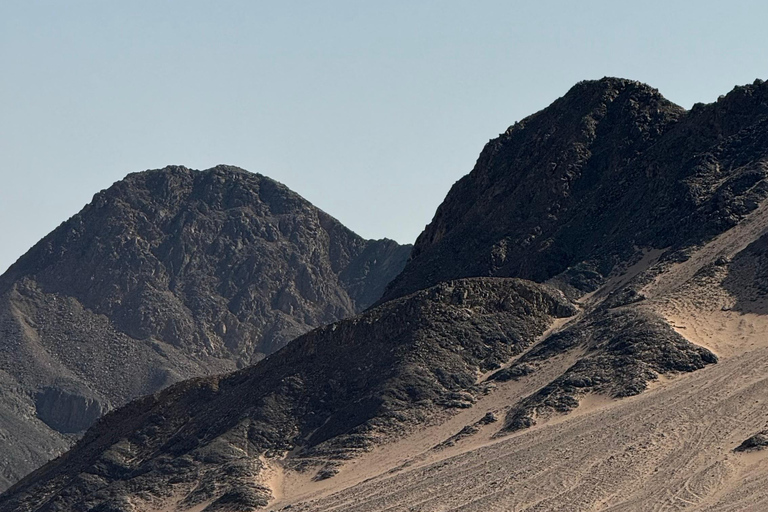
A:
722,231,768,315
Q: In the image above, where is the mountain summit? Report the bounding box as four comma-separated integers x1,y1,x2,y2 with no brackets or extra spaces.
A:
382,77,768,301
0,165,410,490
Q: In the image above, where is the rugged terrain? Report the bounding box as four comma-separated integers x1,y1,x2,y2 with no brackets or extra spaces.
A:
0,165,410,491
274,202,768,512
3,77,768,511
382,78,768,302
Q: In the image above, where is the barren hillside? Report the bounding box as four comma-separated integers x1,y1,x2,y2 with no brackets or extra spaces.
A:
0,165,410,491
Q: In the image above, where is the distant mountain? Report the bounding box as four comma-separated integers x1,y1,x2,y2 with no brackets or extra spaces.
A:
0,165,410,491
4,78,768,511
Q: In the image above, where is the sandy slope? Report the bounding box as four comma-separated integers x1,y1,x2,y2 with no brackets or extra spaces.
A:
277,345,768,512
259,205,768,512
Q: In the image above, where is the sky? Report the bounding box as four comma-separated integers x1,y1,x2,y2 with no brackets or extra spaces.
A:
1,1,767,274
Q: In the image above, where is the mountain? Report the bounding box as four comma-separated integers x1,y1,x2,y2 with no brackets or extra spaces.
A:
3,78,768,511
0,165,410,491
381,77,768,302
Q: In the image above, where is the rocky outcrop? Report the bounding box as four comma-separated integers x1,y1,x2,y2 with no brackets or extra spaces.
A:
0,165,410,490
736,431,768,452
34,387,107,434
497,308,717,433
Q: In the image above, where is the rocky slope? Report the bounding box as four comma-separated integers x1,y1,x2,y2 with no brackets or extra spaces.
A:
279,200,768,511
382,77,768,302
0,261,724,512
0,165,410,491
0,278,579,511
3,77,768,511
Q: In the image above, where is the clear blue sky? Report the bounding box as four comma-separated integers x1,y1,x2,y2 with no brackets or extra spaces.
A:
1,1,766,273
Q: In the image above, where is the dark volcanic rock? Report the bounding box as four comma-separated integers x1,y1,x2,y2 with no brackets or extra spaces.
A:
3,165,409,362
0,165,410,491
34,387,107,434
735,431,768,452
0,278,574,511
382,78,768,302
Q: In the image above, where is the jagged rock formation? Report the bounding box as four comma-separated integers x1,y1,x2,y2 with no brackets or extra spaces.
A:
0,165,410,491
496,308,717,433
4,78,768,511
382,77,768,302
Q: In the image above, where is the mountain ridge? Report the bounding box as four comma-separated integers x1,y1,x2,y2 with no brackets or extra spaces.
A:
381,76,768,302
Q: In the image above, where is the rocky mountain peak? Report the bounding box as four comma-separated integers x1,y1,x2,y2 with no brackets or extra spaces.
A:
5,165,407,360
382,78,768,302
0,165,410,490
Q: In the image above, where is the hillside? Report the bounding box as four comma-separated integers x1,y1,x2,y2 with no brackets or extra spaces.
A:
0,278,580,511
277,203,768,511
0,165,410,491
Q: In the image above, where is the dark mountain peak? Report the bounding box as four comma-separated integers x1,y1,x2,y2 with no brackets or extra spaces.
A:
0,165,410,490
6,165,405,336
85,164,311,228
715,77,768,106
555,76,664,109
506,76,677,135
686,77,768,138
3,160,411,360
573,76,661,94
383,78,768,302
4,165,311,283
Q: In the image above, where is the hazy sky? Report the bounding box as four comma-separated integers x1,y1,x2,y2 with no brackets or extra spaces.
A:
2,1,767,273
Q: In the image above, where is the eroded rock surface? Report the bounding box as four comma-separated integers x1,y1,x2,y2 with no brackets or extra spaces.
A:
736,431,768,452
0,278,574,511
34,387,106,434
